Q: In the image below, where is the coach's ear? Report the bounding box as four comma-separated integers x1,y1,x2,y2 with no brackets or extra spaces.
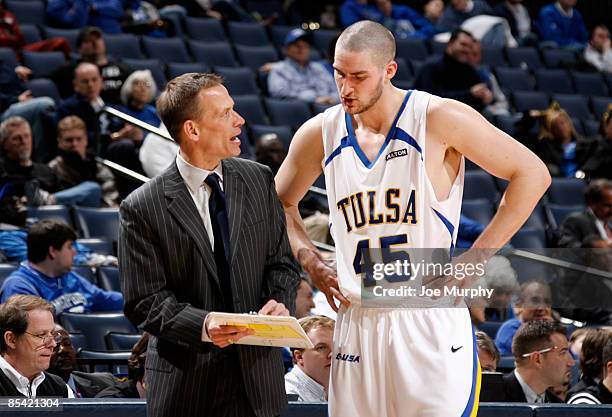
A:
182,119,200,144
293,348,305,367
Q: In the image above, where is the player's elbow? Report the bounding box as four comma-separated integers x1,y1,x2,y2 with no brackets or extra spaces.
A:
530,156,552,196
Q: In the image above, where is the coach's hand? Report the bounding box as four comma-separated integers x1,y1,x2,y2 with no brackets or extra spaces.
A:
299,248,350,312
208,324,254,349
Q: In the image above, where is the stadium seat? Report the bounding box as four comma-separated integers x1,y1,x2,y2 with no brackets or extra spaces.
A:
60,313,137,351
572,71,609,97
22,51,65,78
234,44,279,72
185,17,226,42
121,58,166,91
162,11,184,37
19,24,41,44
76,238,113,256
479,321,502,338
98,266,120,292
264,98,312,131
591,96,611,119
481,46,507,67
69,333,86,351
552,94,592,120
5,0,45,25
312,29,340,55
395,38,429,62
166,62,210,80
227,21,270,47
234,95,269,125
142,37,190,64
215,66,259,95
542,48,577,68
582,119,600,137
238,132,253,160
495,67,532,92
42,26,79,50
545,203,584,229
463,171,499,202
249,124,293,151
510,227,546,248
189,40,238,68
77,349,130,374
535,69,573,94
268,25,294,49
430,41,446,55
548,178,587,205
311,102,333,115
512,91,549,113
495,114,521,136
26,78,61,103
74,207,119,244
394,57,413,85
0,264,18,284
461,198,494,225
72,265,96,283
0,47,19,69
106,332,141,351
497,356,516,372
104,34,143,60
523,202,547,230
506,47,542,69
26,205,73,227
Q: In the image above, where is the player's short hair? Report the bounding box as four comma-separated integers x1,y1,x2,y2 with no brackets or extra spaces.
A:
27,219,77,263
580,328,612,379
299,315,335,335
0,116,29,144
156,73,223,144
476,331,500,362
0,295,54,353
585,179,612,206
336,21,395,68
512,320,566,363
57,116,87,138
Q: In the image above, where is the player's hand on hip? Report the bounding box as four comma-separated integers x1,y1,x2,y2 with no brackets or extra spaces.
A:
208,324,254,348
299,249,350,312
259,299,289,316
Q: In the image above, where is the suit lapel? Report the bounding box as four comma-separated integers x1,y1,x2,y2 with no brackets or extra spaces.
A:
163,163,220,290
222,159,244,267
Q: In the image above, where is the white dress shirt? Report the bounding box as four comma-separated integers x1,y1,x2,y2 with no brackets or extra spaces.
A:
0,355,74,398
514,369,542,403
284,365,326,402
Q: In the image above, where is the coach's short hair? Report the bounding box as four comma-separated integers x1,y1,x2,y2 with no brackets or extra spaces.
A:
0,295,54,353
27,220,77,263
156,73,223,144
512,320,566,363
336,21,396,68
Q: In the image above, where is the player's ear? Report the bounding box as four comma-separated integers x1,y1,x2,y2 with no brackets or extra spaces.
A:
293,348,304,366
385,60,397,81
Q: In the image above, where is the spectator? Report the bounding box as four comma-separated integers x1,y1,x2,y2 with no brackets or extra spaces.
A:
569,327,589,360
483,256,519,322
46,0,124,34
456,214,485,248
0,295,73,397
254,133,285,175
468,39,511,117
47,324,133,397
423,0,444,27
476,330,500,372
116,69,161,128
414,29,493,112
49,116,119,207
0,4,71,55
537,0,588,48
340,0,383,28
295,276,315,319
285,315,334,402
502,320,572,403
558,179,612,247
0,220,123,313
567,336,612,404
1,61,55,162
127,332,148,398
495,280,553,356
438,0,494,33
567,328,612,401
268,29,338,105
137,122,177,178
0,116,102,207
51,26,132,103
584,25,612,73
121,0,176,38
374,0,437,40
494,0,536,45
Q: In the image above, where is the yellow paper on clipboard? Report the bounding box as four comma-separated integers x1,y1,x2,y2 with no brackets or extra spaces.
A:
205,313,314,348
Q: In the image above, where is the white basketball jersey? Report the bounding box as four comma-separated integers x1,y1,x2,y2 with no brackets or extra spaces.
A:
321,90,465,304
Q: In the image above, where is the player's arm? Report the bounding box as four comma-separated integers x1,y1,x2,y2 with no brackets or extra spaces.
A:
275,114,350,311
428,97,551,250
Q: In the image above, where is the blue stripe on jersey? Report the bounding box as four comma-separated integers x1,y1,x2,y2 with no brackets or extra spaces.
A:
432,207,456,252
394,127,423,160
324,136,350,167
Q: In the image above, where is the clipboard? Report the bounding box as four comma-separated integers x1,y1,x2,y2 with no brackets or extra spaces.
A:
205,312,314,349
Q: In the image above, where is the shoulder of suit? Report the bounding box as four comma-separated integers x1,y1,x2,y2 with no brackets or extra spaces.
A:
226,158,273,181
121,171,166,208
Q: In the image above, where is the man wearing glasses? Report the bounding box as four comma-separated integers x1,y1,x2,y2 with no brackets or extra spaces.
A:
501,320,575,403
0,295,74,397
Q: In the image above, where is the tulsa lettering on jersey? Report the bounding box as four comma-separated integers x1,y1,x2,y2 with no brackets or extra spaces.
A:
336,353,360,363
336,188,417,232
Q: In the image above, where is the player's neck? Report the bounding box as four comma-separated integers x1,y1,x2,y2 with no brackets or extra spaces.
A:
352,87,405,133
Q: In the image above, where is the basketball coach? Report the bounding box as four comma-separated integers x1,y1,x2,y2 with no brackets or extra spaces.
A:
119,73,300,417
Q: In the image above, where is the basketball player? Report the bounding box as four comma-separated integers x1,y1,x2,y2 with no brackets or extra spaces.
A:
275,21,551,417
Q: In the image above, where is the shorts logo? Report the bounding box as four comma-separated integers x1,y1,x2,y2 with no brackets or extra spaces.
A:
336,353,360,363
385,148,408,161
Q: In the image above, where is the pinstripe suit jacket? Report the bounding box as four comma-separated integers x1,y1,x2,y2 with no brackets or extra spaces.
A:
119,157,299,417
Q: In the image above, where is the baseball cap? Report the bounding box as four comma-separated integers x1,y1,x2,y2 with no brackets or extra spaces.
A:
284,28,310,47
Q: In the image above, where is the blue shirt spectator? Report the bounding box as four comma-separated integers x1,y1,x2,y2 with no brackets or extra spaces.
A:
537,1,588,48
438,0,494,33
340,0,382,28
494,317,521,356
46,0,125,34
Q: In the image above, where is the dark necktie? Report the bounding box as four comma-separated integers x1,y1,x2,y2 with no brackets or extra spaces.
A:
204,173,233,312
